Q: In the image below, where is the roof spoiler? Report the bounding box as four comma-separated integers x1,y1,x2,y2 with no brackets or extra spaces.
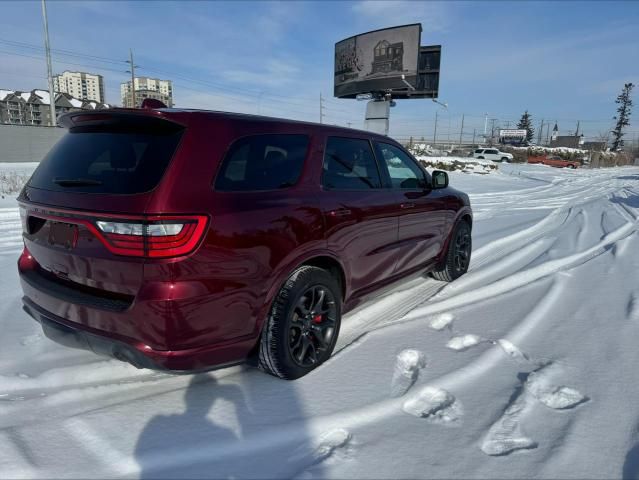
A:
58,109,186,130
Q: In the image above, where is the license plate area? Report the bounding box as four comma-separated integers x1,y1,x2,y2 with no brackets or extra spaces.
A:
48,222,79,249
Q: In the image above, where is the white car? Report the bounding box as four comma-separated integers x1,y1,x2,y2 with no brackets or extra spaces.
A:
472,148,513,162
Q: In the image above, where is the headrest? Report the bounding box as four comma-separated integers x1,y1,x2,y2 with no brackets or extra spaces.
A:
264,150,287,168
109,142,137,169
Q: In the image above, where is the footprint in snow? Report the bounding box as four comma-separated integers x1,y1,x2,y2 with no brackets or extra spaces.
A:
495,338,532,364
390,349,427,398
403,386,462,424
429,313,454,331
289,428,352,469
525,366,588,410
446,334,485,352
481,364,588,456
481,392,538,456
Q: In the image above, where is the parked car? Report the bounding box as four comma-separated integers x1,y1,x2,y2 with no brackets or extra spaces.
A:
18,108,472,379
472,148,513,162
528,155,580,169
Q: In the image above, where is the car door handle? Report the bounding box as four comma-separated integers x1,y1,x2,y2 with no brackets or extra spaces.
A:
329,208,352,217
400,203,416,209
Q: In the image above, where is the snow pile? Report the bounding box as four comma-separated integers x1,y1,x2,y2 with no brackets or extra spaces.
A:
409,143,450,157
416,155,498,174
0,162,37,195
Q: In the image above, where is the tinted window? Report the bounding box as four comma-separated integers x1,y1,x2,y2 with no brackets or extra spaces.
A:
29,126,183,194
322,137,381,190
215,134,309,191
485,149,498,154
377,142,425,189
474,149,484,154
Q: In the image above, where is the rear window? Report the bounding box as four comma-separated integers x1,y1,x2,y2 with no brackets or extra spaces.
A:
214,134,309,192
28,124,183,194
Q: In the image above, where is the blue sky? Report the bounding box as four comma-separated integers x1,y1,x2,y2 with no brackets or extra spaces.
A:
0,0,637,142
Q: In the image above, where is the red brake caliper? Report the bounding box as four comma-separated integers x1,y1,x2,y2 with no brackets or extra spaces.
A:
312,314,323,324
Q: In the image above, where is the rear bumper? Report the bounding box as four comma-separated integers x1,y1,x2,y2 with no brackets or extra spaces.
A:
21,294,254,372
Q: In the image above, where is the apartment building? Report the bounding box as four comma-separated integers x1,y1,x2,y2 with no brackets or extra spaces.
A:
53,71,105,103
120,77,173,108
0,89,110,126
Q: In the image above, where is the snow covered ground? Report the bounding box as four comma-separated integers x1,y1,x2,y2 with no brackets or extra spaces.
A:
1,162,639,479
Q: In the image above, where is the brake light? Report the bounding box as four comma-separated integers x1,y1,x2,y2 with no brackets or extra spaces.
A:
94,215,208,258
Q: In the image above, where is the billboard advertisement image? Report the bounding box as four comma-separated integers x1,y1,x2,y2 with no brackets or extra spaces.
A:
334,24,422,98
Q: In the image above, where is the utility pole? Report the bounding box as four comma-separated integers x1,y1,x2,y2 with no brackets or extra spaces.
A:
538,119,544,145
319,93,325,124
489,118,498,145
575,120,580,137
472,129,476,147
459,114,465,145
41,0,56,126
433,110,438,144
126,49,138,108
483,113,488,136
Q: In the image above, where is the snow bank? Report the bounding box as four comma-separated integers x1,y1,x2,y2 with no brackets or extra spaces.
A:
415,155,498,174
0,162,37,195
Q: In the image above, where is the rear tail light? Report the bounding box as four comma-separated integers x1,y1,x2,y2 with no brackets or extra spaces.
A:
94,216,208,258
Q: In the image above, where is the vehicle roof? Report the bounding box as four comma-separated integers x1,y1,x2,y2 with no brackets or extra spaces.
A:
62,107,395,143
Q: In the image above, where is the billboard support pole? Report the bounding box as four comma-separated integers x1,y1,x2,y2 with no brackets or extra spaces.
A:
459,114,465,145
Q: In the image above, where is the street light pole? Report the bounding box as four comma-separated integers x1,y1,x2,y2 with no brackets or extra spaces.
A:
41,0,56,126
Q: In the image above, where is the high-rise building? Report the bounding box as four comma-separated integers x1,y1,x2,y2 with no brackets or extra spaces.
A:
120,77,173,108
53,71,105,103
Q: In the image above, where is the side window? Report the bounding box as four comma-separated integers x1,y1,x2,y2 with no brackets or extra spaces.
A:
376,142,425,189
486,149,498,155
322,137,382,190
214,134,309,191
474,149,484,154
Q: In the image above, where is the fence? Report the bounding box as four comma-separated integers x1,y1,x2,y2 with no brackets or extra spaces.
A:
0,124,65,163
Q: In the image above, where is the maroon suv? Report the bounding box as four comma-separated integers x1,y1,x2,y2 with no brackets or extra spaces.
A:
18,108,472,379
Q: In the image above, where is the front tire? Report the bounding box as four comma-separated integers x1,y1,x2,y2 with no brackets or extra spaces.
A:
258,266,341,379
431,220,472,282
502,157,510,162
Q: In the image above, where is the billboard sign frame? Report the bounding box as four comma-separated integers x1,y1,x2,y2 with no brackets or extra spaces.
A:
334,24,422,99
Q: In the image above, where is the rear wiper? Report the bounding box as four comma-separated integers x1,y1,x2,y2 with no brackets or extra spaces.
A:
53,177,103,187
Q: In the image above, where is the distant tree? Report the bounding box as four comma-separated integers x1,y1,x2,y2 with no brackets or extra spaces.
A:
611,82,634,151
517,110,535,143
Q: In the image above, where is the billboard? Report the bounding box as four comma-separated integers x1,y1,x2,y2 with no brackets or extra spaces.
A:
334,24,422,99
499,129,527,146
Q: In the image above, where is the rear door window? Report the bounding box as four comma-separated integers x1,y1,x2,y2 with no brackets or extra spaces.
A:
322,137,382,190
214,134,309,191
28,124,184,194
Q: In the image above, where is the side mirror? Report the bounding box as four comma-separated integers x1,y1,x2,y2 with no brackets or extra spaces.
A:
432,170,449,189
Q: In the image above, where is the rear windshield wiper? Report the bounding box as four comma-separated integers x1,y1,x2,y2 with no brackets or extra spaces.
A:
53,177,103,187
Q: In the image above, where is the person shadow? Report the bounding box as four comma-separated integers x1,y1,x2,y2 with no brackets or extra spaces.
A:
135,373,251,479
623,441,639,480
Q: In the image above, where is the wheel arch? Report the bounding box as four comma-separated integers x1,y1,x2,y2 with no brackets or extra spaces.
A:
253,251,348,339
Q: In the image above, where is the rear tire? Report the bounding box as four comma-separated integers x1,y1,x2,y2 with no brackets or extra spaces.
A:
477,156,485,159
501,157,510,162
431,220,472,282
258,266,341,380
